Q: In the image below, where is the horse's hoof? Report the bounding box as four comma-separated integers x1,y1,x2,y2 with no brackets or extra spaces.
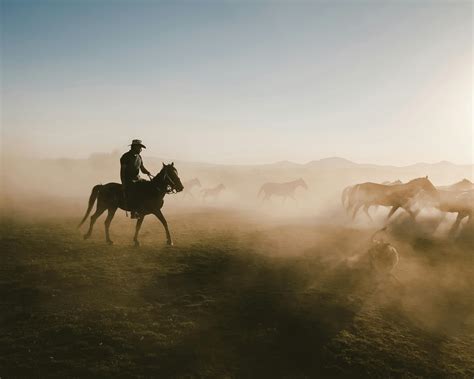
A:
167,241,174,247
83,234,90,240
134,241,140,248
106,240,114,245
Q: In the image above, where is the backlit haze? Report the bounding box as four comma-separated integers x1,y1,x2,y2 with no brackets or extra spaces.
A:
1,1,472,165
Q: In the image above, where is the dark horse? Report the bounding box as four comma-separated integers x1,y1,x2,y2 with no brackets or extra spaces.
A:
78,163,184,246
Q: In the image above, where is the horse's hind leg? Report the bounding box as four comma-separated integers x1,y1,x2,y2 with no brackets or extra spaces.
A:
154,210,173,246
449,212,466,237
83,204,107,240
104,207,117,244
133,216,145,247
363,204,373,222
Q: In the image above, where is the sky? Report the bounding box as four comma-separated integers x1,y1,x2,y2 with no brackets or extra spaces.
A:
1,0,472,165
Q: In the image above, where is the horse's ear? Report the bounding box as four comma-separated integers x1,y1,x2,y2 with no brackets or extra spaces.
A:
425,175,428,179
162,162,165,168
171,162,174,166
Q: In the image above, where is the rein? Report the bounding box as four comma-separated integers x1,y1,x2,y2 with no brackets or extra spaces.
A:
153,170,179,194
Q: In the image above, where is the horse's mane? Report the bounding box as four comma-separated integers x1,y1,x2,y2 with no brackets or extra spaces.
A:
151,167,166,183
407,177,428,184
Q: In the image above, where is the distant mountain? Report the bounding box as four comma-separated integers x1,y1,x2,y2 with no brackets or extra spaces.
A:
266,160,301,168
406,160,459,169
305,157,357,168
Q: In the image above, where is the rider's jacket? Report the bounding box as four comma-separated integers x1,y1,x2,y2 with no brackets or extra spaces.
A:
120,150,144,184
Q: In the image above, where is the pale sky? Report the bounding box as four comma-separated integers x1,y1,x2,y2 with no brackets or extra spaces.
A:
1,0,472,165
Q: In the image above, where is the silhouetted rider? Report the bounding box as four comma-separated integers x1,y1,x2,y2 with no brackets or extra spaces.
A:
120,139,151,218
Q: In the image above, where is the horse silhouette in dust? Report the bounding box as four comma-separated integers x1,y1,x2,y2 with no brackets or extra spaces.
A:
342,180,402,216
78,163,184,246
343,177,439,222
258,178,308,203
437,178,474,192
182,178,201,199
433,179,474,235
202,184,226,202
435,189,473,236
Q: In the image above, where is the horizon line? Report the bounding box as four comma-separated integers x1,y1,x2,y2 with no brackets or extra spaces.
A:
4,151,474,168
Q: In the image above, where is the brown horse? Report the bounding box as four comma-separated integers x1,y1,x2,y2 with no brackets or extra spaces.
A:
182,178,202,199
78,163,184,246
342,180,402,212
201,184,226,202
435,189,473,235
346,177,439,222
438,178,474,192
258,178,308,203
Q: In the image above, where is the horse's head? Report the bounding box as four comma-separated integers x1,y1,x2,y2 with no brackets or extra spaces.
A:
410,176,439,205
298,178,308,190
154,162,184,193
420,176,438,195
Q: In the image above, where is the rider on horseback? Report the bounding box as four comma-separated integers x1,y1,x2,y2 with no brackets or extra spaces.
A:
120,139,151,218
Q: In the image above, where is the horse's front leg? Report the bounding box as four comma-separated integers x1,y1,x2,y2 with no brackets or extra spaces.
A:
133,216,145,247
386,205,400,221
352,203,363,220
402,202,420,220
154,210,173,246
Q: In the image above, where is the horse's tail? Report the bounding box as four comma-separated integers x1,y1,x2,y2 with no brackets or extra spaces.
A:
341,185,351,209
77,184,102,228
346,184,359,213
257,184,266,198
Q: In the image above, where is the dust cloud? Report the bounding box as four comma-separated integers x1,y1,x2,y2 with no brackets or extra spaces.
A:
1,151,473,376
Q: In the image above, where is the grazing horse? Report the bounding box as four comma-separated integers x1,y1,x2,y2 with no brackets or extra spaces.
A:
346,177,439,222
202,184,226,202
78,163,184,246
182,178,201,199
258,178,308,203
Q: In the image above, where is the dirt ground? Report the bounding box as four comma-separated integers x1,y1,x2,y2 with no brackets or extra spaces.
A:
1,206,473,378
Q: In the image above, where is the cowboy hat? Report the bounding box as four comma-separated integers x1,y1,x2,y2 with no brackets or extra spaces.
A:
130,139,146,148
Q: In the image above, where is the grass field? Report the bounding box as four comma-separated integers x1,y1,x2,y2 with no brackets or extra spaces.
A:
1,207,473,378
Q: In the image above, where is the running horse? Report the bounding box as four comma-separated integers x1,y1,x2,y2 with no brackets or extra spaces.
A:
182,178,202,199
78,163,184,246
258,178,308,203
342,180,403,216
346,176,439,222
342,180,402,211
201,184,226,202
434,189,473,236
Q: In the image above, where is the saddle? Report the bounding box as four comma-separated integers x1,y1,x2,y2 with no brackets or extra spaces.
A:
123,179,148,216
